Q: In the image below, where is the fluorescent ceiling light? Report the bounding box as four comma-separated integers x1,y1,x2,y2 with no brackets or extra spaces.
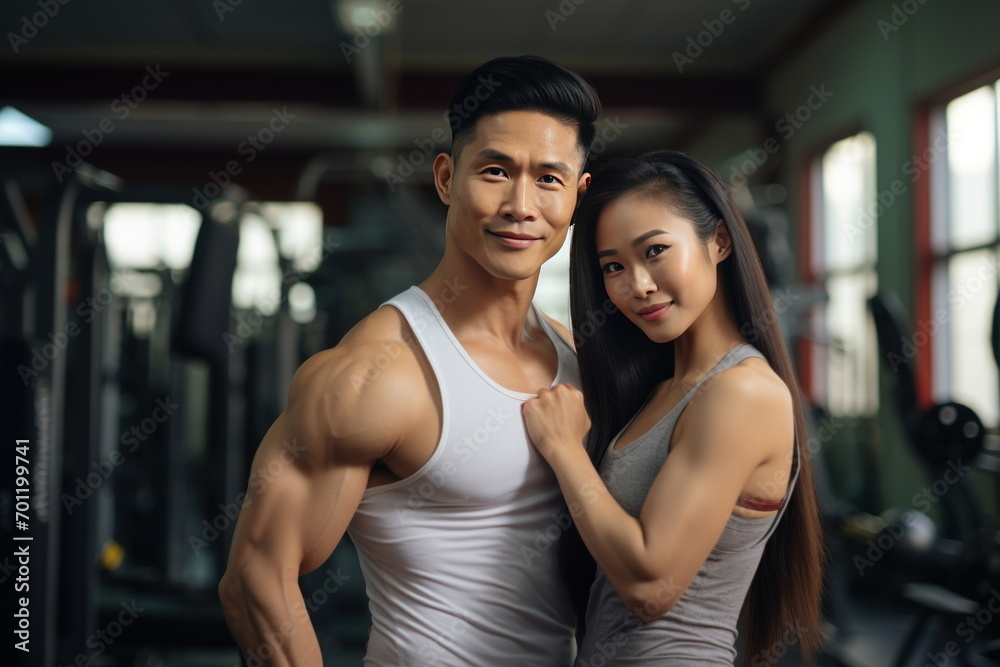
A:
335,0,395,33
0,106,52,147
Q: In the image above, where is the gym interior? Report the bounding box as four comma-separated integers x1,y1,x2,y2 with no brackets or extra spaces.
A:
2,0,1000,665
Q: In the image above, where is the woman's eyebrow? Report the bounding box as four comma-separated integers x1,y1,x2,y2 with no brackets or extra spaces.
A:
597,230,670,258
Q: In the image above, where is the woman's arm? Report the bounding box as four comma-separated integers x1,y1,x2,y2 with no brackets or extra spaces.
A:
522,367,792,621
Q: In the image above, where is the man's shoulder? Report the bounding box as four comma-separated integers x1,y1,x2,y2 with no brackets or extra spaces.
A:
341,300,419,351
287,305,429,455
303,304,427,395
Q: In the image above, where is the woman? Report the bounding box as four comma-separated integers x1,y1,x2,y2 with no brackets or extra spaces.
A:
523,150,825,665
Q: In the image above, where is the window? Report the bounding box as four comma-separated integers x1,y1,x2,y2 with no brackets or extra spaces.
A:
103,202,202,271
930,83,1000,428
98,200,323,335
807,131,879,416
234,202,324,320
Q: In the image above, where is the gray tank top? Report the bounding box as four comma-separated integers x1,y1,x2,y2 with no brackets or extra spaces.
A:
576,344,799,666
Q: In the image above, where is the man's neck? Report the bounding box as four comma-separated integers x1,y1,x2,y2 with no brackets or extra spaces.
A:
418,255,542,348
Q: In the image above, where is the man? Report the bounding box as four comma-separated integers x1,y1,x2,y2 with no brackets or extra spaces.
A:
218,55,600,666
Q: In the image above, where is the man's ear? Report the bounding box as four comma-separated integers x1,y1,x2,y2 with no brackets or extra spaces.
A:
433,153,454,206
569,173,591,226
713,220,733,262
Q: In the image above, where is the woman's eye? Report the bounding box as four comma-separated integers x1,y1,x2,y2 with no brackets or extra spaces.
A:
601,262,623,274
646,244,669,259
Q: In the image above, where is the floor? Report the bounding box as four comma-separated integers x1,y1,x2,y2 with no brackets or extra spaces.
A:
79,536,1000,667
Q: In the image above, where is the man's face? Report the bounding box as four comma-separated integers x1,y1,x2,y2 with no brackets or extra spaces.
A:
433,110,590,282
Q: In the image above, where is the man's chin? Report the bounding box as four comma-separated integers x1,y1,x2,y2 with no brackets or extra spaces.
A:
497,270,540,283
479,255,545,283
486,265,541,283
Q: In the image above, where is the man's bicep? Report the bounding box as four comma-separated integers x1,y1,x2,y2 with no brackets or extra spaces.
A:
229,412,371,577
230,335,418,574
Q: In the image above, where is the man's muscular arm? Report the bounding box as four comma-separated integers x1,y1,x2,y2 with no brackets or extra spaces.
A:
218,314,414,666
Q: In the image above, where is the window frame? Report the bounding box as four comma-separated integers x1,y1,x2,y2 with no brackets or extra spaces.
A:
798,127,880,417
916,68,1000,424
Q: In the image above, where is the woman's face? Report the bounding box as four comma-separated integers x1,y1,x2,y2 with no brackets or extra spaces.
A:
595,192,728,343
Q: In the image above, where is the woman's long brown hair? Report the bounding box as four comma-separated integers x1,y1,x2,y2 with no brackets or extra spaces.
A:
565,150,826,663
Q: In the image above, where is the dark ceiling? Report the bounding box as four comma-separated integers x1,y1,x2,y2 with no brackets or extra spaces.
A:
1,0,849,154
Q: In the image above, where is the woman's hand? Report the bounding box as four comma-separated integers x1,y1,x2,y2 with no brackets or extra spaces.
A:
522,383,591,462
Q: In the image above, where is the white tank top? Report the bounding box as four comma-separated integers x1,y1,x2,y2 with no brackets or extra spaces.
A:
347,286,580,666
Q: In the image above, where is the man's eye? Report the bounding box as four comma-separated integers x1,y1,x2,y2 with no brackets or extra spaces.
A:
540,175,562,185
483,167,505,177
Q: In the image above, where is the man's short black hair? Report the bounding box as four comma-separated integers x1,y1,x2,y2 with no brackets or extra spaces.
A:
446,55,601,168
